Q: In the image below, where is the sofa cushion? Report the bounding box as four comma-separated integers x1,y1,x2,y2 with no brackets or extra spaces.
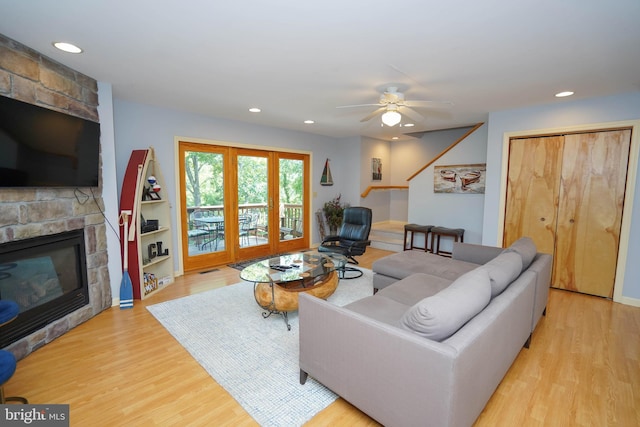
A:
480,251,523,298
399,268,492,341
505,237,537,270
376,273,453,306
345,295,411,327
372,251,479,282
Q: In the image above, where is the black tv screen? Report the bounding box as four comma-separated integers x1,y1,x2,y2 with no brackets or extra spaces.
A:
0,95,101,187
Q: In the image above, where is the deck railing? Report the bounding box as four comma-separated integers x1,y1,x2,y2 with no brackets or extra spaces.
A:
187,203,303,235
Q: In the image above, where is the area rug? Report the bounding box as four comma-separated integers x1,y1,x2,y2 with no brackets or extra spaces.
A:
147,268,373,427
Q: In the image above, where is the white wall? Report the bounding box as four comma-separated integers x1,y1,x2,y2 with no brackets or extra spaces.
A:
112,99,354,275
407,124,488,251
359,137,392,223
482,92,640,302
97,82,123,305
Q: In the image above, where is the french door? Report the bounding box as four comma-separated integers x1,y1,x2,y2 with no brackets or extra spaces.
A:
178,141,309,272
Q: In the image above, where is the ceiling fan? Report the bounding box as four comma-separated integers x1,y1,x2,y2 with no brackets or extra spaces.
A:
337,86,452,127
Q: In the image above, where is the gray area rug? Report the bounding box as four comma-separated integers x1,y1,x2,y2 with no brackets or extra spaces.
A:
147,268,373,426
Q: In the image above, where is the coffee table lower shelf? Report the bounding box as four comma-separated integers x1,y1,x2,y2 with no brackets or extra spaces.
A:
253,270,339,330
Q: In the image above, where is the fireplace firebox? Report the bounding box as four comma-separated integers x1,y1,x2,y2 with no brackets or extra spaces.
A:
0,229,90,348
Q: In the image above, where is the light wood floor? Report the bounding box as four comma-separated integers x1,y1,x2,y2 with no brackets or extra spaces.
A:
5,247,640,426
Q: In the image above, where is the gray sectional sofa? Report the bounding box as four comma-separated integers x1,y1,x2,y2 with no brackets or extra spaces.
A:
299,238,552,427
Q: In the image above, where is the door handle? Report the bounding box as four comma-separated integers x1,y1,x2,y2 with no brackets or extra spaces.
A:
569,219,575,224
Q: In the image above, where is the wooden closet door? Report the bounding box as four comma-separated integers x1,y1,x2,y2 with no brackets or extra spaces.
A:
554,130,631,297
503,136,564,255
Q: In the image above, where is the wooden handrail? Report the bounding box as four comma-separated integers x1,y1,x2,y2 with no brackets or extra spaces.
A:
361,185,409,198
407,122,485,181
360,123,484,197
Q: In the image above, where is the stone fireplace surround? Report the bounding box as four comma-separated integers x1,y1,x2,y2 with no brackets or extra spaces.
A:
0,34,112,360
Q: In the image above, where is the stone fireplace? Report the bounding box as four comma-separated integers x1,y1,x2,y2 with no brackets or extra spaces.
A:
0,34,112,360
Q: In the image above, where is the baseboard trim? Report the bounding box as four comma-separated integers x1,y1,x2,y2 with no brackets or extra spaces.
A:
616,295,640,307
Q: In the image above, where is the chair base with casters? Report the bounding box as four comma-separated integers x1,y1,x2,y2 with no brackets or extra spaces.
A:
318,207,372,280
0,300,28,404
321,252,364,279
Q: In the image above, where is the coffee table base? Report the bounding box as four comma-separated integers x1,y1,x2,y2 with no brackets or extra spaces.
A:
253,270,339,330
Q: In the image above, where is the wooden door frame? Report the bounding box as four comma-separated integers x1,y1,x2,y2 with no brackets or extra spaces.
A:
173,137,312,276
497,120,640,305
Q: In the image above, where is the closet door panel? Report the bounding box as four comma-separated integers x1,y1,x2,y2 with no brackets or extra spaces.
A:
554,130,631,297
503,136,563,255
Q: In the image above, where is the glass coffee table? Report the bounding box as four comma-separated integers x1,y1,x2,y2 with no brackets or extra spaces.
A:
240,252,347,330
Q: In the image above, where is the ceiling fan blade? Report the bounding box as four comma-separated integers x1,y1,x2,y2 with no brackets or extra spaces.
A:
404,100,454,109
360,107,386,122
399,106,425,123
336,103,383,109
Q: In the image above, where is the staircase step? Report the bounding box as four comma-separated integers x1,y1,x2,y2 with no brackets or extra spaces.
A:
369,221,407,253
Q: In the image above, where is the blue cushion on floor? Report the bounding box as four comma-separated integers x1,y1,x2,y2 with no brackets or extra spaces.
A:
0,350,17,385
0,300,19,325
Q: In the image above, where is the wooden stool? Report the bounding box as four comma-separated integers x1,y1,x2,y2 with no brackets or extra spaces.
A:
403,224,433,251
430,226,465,257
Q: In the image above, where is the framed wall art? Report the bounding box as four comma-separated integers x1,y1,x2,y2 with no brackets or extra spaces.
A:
372,158,382,181
434,163,486,194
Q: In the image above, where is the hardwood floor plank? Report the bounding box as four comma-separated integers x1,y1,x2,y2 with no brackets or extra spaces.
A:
4,248,640,426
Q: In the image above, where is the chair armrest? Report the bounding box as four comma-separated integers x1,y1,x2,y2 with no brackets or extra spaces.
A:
321,235,340,244
452,242,503,264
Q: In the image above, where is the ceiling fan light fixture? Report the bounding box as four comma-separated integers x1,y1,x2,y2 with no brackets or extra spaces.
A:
381,110,401,127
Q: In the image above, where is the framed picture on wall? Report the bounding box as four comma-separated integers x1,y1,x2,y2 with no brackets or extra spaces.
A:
372,158,382,181
434,163,486,194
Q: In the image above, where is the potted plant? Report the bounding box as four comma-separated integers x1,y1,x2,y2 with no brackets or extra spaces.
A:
323,194,348,235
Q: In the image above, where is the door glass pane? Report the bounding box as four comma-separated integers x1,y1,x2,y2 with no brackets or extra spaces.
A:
184,150,226,255
279,158,304,242
238,155,269,247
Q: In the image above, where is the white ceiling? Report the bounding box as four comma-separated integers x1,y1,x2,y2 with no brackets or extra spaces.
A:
1,0,639,141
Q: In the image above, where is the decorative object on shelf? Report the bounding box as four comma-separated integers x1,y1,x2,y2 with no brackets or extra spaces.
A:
320,158,333,186
372,158,382,181
434,163,486,194
140,216,159,233
323,194,348,236
143,186,161,201
147,241,169,260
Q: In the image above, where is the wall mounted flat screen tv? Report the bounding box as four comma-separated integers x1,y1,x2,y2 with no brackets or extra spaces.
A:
0,95,101,187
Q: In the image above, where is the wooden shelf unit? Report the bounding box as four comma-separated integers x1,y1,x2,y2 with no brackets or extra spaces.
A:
120,147,174,300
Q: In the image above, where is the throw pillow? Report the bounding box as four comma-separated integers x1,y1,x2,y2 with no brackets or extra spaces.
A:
505,237,537,270
480,251,523,298
400,268,491,341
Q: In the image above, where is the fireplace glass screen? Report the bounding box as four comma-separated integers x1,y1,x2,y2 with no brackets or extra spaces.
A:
0,230,89,348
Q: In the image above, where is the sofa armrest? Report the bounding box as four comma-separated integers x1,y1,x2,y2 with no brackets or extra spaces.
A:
299,293,456,427
452,242,503,264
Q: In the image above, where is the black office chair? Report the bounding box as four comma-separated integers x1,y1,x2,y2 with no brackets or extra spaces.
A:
318,206,372,279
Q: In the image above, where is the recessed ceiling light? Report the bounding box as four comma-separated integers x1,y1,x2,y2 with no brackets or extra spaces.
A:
53,42,83,54
392,136,399,140
304,120,315,124
403,123,415,127
248,107,261,113
555,91,574,98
